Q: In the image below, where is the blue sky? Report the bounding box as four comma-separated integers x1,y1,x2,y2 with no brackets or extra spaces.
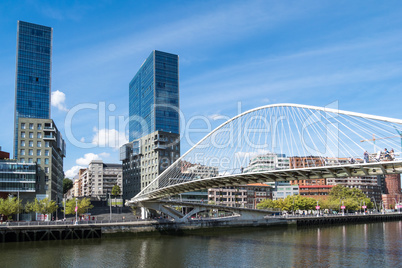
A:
1,0,402,178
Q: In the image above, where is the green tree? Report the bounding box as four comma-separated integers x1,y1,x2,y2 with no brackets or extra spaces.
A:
0,197,23,221
64,198,94,216
25,198,58,220
111,185,121,197
63,178,73,194
257,198,277,209
328,185,373,211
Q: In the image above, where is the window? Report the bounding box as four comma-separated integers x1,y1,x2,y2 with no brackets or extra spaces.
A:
29,141,33,147
29,123,34,129
29,149,33,156
21,123,25,129
21,132,25,138
37,149,41,156
28,158,33,163
20,158,25,163
45,167,49,173
45,141,49,148
37,141,41,147
45,150,49,156
45,176,49,182
37,158,41,164
37,124,42,130
29,132,34,138
37,132,42,139
45,158,49,165
20,149,25,156
21,140,25,147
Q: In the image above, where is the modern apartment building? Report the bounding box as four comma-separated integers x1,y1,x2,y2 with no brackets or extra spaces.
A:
14,21,52,158
326,176,382,201
208,187,247,208
273,184,299,200
128,50,179,141
243,152,289,173
12,21,65,203
121,50,180,201
244,183,273,209
208,183,273,208
0,159,37,200
15,118,65,201
76,160,122,199
121,131,180,200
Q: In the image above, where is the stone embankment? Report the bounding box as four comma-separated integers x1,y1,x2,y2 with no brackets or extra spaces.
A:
1,213,401,243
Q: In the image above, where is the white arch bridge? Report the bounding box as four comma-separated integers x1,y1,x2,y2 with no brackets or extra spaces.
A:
127,104,402,221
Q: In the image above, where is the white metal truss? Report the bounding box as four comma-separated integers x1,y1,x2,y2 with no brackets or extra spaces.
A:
130,103,402,202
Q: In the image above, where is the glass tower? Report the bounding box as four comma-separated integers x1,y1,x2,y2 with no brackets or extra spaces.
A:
129,50,179,141
14,21,52,158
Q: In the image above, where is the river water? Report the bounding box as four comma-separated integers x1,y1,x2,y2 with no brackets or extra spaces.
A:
1,221,401,267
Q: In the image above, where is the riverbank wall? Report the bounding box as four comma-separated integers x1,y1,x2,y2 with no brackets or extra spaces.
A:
1,213,402,243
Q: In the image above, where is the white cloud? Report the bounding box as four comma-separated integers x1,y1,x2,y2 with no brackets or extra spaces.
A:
65,152,112,178
65,165,84,179
76,153,102,166
92,128,128,149
51,90,68,111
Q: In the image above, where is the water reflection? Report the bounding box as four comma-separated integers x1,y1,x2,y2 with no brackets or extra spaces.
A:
0,222,401,267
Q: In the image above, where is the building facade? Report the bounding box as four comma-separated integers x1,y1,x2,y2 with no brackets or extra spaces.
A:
15,118,65,201
0,159,37,201
208,187,247,208
243,152,289,173
14,21,52,158
298,185,334,199
208,183,273,208
244,183,273,209
381,174,402,209
77,160,122,199
122,50,180,201
128,50,179,141
273,184,299,200
121,131,180,200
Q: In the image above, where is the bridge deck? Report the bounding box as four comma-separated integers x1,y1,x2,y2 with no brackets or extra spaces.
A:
130,160,402,202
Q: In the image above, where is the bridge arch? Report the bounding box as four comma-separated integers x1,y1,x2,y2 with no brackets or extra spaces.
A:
131,103,402,202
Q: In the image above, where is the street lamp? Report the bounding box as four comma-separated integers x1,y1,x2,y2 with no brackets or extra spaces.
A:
17,191,20,222
75,198,78,225
63,195,66,220
363,201,366,215
109,193,112,221
340,199,345,216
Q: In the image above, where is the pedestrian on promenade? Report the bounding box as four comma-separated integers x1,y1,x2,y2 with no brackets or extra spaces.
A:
364,151,369,163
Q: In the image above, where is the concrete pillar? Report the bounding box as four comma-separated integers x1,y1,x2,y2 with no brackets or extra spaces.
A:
141,207,148,220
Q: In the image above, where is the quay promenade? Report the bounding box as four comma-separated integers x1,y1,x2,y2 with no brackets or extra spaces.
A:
1,212,402,243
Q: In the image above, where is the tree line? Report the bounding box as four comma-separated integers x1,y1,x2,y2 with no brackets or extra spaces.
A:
257,185,373,212
0,197,93,221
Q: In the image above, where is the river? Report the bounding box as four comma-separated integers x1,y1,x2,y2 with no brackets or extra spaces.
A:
1,221,401,267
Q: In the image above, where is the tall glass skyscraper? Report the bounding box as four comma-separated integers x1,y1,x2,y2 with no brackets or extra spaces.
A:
129,50,179,141
14,21,52,158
